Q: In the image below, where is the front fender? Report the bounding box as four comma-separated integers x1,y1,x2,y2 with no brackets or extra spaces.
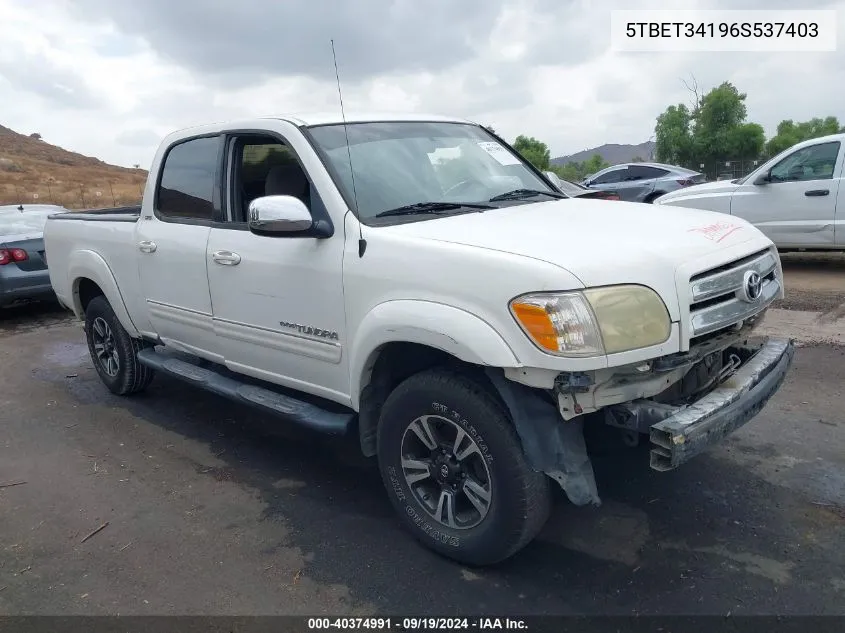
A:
69,249,140,336
349,300,521,409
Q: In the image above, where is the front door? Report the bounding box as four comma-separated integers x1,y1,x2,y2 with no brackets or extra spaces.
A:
730,140,842,248
136,135,221,360
588,166,630,199
206,131,350,404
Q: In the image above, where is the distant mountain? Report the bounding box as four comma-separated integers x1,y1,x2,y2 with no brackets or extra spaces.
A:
551,141,656,166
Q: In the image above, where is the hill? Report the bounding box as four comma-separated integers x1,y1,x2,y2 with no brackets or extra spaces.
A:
551,141,656,166
0,125,148,209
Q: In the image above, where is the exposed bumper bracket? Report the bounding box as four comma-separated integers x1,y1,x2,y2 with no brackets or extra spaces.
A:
648,337,795,471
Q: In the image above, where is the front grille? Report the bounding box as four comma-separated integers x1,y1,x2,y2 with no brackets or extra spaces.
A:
688,248,780,338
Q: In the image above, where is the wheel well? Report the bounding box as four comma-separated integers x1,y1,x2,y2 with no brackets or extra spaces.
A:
357,342,497,457
644,191,665,203
76,278,105,313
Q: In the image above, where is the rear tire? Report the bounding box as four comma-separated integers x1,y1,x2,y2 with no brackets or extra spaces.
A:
84,296,154,395
376,368,551,566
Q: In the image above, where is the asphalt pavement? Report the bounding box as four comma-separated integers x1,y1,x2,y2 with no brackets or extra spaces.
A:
0,301,843,616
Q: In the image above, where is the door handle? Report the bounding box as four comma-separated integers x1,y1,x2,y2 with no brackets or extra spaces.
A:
212,250,241,266
138,240,157,253
805,189,829,197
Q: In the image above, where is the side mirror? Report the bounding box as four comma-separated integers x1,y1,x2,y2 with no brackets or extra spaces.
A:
753,171,771,185
543,171,562,188
248,195,315,236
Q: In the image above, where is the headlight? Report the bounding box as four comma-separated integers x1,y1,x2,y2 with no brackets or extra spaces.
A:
509,285,671,357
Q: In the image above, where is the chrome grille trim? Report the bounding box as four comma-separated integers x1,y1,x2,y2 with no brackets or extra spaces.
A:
690,250,777,303
688,248,780,338
691,277,779,337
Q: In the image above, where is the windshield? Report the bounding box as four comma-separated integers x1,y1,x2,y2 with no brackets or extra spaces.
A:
0,206,63,236
307,121,556,221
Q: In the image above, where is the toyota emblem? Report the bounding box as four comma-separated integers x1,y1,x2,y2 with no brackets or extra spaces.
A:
740,270,763,303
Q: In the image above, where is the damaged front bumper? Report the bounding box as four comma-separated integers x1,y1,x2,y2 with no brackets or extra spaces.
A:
486,336,794,508
647,337,795,472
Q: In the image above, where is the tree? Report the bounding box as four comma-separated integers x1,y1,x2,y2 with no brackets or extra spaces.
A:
547,154,610,183
548,163,581,182
581,154,609,177
692,81,762,163
29,132,42,140
728,122,766,159
654,80,764,170
512,135,550,171
654,104,694,165
765,116,844,156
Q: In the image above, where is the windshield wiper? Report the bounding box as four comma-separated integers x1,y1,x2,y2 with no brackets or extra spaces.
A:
488,188,566,202
374,202,494,218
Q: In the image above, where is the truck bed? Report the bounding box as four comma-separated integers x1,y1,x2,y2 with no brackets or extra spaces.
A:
43,206,144,321
49,205,141,223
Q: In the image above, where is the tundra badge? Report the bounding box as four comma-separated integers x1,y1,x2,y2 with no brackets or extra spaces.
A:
280,321,339,341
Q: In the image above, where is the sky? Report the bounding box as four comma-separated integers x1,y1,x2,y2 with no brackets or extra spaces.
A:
0,0,843,169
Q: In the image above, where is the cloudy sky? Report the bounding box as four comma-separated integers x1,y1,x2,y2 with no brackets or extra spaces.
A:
0,0,842,168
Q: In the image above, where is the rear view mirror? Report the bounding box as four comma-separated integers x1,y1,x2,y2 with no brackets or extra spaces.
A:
248,195,314,235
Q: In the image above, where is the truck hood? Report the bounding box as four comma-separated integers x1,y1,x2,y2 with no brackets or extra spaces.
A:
377,198,770,317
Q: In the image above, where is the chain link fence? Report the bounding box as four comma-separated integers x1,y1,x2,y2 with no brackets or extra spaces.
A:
0,181,145,210
683,159,766,182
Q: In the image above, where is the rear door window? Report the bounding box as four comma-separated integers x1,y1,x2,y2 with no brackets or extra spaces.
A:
627,165,669,180
156,136,221,220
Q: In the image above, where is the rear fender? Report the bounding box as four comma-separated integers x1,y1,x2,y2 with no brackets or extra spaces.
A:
350,300,521,409
69,249,140,336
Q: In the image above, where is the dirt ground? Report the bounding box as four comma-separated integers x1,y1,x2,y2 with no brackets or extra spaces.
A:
777,251,845,313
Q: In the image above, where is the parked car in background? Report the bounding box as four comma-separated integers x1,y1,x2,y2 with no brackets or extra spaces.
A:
654,134,845,251
1,204,68,307
544,171,621,200
581,162,706,203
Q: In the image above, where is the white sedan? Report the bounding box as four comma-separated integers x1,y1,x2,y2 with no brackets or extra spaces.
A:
654,133,844,251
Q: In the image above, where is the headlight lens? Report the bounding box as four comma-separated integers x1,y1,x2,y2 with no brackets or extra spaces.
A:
583,285,671,354
510,285,671,357
509,292,604,356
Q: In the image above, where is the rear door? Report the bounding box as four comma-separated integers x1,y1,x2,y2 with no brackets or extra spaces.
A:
135,135,222,360
619,164,667,201
730,140,842,248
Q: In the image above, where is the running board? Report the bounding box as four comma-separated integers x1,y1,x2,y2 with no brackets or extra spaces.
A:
136,348,353,435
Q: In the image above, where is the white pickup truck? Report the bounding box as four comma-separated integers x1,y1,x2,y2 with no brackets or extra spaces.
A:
44,113,794,565
655,133,845,250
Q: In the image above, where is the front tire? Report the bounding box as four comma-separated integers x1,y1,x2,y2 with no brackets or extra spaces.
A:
377,368,551,566
84,295,155,395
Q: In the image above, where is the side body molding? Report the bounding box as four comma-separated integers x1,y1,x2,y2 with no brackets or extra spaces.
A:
68,249,140,337
349,300,521,410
